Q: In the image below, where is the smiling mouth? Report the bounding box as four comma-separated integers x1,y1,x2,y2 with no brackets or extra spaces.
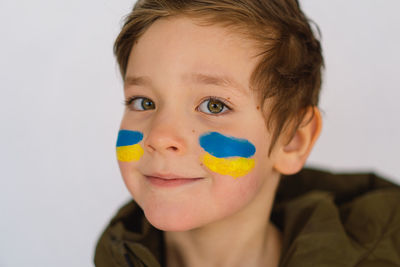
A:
145,175,203,187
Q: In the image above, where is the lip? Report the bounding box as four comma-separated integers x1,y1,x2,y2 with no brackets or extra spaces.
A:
145,173,203,187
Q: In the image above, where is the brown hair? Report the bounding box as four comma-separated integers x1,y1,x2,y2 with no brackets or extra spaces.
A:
114,0,324,154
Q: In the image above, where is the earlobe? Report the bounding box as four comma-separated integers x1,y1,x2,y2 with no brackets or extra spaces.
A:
273,107,322,175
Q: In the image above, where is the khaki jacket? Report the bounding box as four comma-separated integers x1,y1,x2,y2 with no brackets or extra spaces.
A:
94,168,400,267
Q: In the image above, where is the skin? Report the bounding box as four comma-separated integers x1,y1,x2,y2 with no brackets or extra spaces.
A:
118,16,322,267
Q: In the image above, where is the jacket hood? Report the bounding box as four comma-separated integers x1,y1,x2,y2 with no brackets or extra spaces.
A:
94,168,400,267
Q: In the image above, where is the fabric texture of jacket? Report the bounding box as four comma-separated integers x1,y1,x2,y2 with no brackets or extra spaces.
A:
94,168,400,267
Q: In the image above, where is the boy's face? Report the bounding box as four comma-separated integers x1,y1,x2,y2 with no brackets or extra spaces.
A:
118,16,283,231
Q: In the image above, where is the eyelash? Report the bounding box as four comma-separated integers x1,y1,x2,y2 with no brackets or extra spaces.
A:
123,96,232,115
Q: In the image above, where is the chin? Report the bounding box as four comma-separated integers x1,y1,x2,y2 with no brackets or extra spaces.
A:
142,202,208,232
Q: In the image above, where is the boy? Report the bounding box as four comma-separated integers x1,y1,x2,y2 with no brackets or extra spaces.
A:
95,1,400,266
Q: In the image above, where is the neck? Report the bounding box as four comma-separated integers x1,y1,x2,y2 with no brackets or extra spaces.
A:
165,174,282,267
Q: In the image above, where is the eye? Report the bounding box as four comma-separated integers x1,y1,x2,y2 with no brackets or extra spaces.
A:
197,97,231,115
125,97,155,111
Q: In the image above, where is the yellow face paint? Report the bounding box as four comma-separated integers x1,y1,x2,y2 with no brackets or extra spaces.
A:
116,130,144,162
117,144,144,162
199,132,256,178
201,153,255,179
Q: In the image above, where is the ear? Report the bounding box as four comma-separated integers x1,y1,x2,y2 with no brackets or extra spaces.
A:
273,107,322,175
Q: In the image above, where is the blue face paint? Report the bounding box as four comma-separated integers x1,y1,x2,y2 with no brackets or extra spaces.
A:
116,130,144,162
116,130,143,147
199,132,256,178
199,132,256,158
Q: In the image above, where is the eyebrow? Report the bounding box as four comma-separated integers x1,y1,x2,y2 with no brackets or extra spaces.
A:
124,75,152,87
124,72,247,95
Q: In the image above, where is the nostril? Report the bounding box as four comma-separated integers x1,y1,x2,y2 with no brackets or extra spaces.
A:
168,146,178,151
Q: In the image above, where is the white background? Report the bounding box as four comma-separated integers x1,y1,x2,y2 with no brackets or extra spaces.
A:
0,1,399,266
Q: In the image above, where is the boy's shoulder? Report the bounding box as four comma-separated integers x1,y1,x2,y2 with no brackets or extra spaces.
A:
94,168,400,267
274,168,400,267
276,167,399,203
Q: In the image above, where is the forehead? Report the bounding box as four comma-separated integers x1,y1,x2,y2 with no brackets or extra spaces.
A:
125,16,261,95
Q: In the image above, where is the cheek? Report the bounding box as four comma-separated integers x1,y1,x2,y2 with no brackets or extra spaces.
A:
118,160,144,202
116,129,146,201
210,171,262,215
199,132,257,179
201,154,255,178
118,161,135,186
208,145,272,218
118,161,134,179
116,144,144,162
116,130,144,162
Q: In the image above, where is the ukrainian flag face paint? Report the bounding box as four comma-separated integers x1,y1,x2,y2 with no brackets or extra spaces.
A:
116,130,144,162
199,132,256,178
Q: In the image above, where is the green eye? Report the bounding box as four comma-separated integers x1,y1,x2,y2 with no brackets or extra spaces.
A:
141,98,155,110
127,97,155,111
208,99,224,113
198,98,230,115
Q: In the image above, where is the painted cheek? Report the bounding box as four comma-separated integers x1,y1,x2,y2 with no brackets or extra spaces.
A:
116,130,144,162
199,132,256,178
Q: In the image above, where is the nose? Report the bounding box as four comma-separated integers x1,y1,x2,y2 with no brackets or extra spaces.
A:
144,114,188,156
